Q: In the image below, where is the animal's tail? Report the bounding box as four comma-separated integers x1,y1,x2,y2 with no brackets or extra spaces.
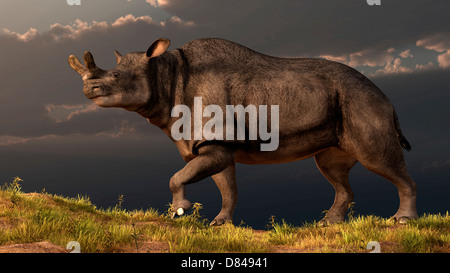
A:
393,109,411,151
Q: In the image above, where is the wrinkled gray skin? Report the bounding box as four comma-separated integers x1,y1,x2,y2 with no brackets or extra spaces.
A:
68,38,418,226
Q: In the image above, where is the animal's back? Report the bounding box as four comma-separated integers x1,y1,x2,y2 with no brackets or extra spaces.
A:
178,38,381,103
180,38,350,74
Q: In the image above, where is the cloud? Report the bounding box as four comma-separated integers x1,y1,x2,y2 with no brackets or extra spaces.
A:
369,57,437,77
416,33,450,52
416,32,450,69
319,47,398,69
95,120,137,138
146,0,170,7
1,19,111,42
1,13,194,44
347,47,396,68
399,49,413,59
436,51,450,68
0,119,139,146
320,44,438,77
45,103,99,123
421,158,450,172
1,27,38,42
414,61,434,71
168,16,194,26
318,54,348,64
370,57,413,77
0,134,58,146
112,14,157,27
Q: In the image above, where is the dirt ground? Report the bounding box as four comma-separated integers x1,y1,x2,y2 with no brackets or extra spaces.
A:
0,241,69,253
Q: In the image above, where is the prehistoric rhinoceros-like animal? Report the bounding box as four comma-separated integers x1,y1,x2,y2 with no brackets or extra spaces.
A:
68,38,417,226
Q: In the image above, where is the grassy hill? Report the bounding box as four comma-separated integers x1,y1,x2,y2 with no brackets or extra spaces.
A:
0,177,448,253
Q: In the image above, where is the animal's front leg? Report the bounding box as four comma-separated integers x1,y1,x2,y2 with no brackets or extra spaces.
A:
170,144,235,218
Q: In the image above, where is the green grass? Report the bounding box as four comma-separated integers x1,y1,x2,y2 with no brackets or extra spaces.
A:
0,177,448,253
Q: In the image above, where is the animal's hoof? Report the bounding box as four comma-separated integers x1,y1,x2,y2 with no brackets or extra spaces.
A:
390,216,414,224
397,216,410,224
317,216,343,227
317,220,328,227
210,219,225,226
210,213,233,226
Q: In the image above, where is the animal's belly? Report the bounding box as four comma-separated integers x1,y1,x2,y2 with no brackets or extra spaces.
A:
235,147,327,164
234,128,336,164
172,120,337,163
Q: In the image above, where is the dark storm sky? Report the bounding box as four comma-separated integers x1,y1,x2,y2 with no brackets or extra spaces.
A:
0,0,448,228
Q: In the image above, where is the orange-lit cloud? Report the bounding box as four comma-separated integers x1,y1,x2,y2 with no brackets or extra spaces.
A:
417,32,450,69
0,134,58,146
1,13,194,43
45,103,99,123
95,120,137,138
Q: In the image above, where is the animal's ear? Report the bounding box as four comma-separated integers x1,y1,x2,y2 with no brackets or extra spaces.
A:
114,50,123,64
146,38,171,58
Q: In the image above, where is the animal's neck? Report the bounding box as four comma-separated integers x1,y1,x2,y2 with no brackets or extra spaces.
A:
135,50,186,129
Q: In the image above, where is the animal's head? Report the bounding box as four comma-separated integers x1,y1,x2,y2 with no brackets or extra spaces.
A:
68,38,170,111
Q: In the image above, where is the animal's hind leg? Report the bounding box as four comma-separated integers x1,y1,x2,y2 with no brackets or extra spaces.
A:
315,148,358,225
356,142,418,223
210,163,238,226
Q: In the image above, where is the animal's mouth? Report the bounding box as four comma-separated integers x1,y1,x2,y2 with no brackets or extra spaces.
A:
91,94,106,100
86,85,110,99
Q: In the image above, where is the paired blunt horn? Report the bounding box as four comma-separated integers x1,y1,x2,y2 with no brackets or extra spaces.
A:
83,51,97,70
68,51,101,76
68,54,87,76
68,38,171,76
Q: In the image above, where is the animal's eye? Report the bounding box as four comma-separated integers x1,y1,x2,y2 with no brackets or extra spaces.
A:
112,72,120,79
